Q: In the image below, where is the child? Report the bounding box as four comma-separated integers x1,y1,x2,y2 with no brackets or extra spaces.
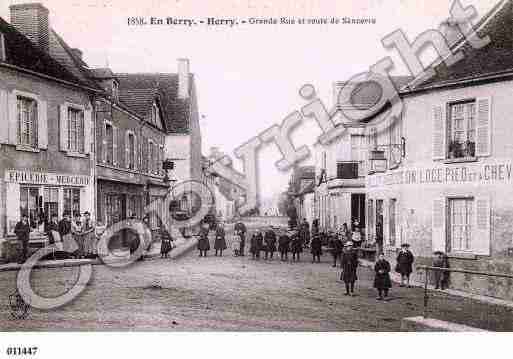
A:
433,251,450,290
232,231,241,256
374,253,392,300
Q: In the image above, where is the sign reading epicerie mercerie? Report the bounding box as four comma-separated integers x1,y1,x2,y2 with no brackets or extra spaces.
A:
366,161,513,188
4,170,90,186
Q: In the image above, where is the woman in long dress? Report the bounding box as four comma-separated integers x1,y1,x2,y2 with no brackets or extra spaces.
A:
214,223,227,256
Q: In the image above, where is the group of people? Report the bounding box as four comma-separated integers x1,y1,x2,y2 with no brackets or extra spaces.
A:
14,210,96,263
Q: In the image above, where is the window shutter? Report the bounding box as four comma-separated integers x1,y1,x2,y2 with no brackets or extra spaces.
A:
383,199,389,247
473,196,491,255
476,97,491,157
125,131,130,168
102,121,107,163
0,88,8,145
134,134,138,170
7,91,17,144
112,125,118,166
37,99,48,149
432,197,446,252
432,104,445,160
6,182,20,235
59,104,68,151
83,108,92,154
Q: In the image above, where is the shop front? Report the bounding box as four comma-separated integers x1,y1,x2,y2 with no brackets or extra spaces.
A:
1,169,94,260
366,160,513,300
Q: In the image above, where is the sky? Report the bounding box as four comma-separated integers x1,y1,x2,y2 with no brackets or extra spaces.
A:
0,0,497,200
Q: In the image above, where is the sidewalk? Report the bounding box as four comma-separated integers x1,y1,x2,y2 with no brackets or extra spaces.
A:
0,236,199,273
359,258,513,309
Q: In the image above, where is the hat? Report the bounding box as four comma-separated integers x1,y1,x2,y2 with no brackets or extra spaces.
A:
433,250,444,255
84,211,90,215
401,243,410,247
344,241,354,247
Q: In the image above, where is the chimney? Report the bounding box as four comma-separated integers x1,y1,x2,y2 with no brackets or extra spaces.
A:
71,48,83,60
177,58,190,99
439,19,464,47
10,3,50,53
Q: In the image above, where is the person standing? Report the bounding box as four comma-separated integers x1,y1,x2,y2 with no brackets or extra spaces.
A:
290,230,302,262
59,211,73,257
352,224,362,248
310,233,322,263
264,228,277,260
234,221,247,256
374,253,392,300
433,251,450,290
300,218,310,248
278,231,290,261
71,212,84,258
340,241,359,296
396,243,415,287
341,223,351,243
214,223,227,256
46,213,61,260
232,231,242,256
14,214,31,263
197,223,210,257
329,231,343,268
82,211,96,258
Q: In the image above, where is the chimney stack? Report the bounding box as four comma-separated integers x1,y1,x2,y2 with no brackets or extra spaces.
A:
10,3,50,53
71,48,83,60
177,58,190,99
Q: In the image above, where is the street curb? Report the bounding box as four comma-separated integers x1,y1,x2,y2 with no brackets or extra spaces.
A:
359,259,513,309
0,237,199,272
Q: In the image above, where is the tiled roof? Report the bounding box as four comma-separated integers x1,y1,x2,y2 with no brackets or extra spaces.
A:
115,73,191,134
0,17,90,88
406,0,513,91
118,88,160,119
49,29,103,90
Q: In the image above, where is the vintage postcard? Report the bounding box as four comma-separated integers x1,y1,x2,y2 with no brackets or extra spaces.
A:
0,0,512,357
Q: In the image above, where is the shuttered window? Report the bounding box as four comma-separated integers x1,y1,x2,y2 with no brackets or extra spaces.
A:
449,198,473,252
17,96,38,148
448,101,476,158
68,107,85,153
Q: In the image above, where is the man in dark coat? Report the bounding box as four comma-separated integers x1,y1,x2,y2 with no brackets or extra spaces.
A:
310,233,322,263
329,231,343,268
250,232,262,260
15,214,31,263
234,221,247,256
433,251,450,290
300,218,310,248
278,231,290,261
396,243,415,287
290,230,302,262
340,241,359,296
46,213,60,260
374,253,392,300
263,228,277,260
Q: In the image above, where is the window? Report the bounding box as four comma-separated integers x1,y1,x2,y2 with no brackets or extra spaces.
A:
336,162,358,179
105,123,113,165
64,188,80,216
128,132,135,169
351,134,367,176
128,195,142,219
389,199,397,246
17,96,38,147
68,107,85,153
43,187,59,223
368,199,374,241
20,187,40,229
448,101,475,158
149,141,155,173
151,102,159,125
449,198,473,252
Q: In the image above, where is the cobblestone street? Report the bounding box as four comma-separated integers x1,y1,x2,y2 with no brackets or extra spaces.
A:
1,226,512,331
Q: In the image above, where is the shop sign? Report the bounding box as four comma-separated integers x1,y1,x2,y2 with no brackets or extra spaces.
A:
4,170,90,186
366,161,513,188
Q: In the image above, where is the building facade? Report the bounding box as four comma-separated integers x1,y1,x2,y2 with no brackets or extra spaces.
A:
0,4,98,258
365,0,513,299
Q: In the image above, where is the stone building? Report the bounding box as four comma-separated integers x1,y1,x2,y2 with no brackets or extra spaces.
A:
0,4,99,258
365,0,513,299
